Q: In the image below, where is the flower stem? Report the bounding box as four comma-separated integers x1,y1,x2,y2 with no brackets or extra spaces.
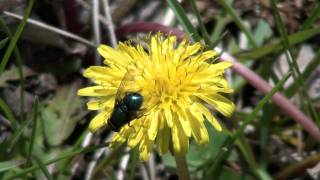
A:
174,155,191,180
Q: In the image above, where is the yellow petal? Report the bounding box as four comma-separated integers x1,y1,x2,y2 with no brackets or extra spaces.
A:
193,50,217,63
176,41,202,63
194,102,222,131
172,121,189,156
148,110,159,140
139,136,152,161
98,45,131,67
190,103,205,122
128,127,144,148
206,62,232,77
87,98,114,110
161,36,176,55
83,66,109,78
156,123,170,155
88,111,109,132
171,124,180,153
187,110,209,145
198,94,235,117
210,61,232,70
176,107,191,137
110,134,126,148
164,108,173,127
78,86,117,96
150,35,160,63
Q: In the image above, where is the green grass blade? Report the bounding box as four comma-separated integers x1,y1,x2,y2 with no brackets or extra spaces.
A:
286,49,320,97
235,28,320,60
0,160,24,172
218,0,257,48
270,0,298,72
0,0,35,75
4,143,109,180
204,138,232,180
58,130,91,172
8,118,31,150
26,97,39,166
236,139,262,179
233,71,291,138
210,31,229,50
210,16,229,46
0,15,29,120
128,147,139,180
15,52,25,121
188,0,212,46
92,144,126,176
259,103,275,169
270,0,320,124
301,3,320,30
257,168,273,180
167,0,201,42
0,37,8,50
0,98,17,129
205,71,291,179
33,155,53,180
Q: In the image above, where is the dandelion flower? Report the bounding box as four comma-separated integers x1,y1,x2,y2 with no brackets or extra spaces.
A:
78,34,235,160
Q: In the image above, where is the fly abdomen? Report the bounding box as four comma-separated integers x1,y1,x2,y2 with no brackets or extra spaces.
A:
108,104,128,132
108,92,143,132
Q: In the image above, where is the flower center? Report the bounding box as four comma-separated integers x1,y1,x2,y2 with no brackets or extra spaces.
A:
151,72,182,108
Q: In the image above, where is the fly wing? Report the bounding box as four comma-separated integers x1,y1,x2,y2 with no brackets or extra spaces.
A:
114,63,137,105
115,59,156,120
114,71,129,104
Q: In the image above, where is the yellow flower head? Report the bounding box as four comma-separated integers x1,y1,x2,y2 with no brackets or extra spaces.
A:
78,34,235,160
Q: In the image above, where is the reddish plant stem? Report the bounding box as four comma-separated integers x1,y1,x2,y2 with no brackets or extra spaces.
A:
115,22,320,142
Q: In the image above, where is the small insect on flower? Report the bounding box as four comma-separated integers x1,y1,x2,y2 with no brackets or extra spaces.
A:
108,92,143,132
108,70,145,132
78,33,235,160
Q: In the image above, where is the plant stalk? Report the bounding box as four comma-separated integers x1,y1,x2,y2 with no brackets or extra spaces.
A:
175,155,191,180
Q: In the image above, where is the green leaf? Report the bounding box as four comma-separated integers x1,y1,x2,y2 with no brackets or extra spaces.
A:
0,65,34,88
187,122,229,173
253,20,273,46
41,82,83,146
